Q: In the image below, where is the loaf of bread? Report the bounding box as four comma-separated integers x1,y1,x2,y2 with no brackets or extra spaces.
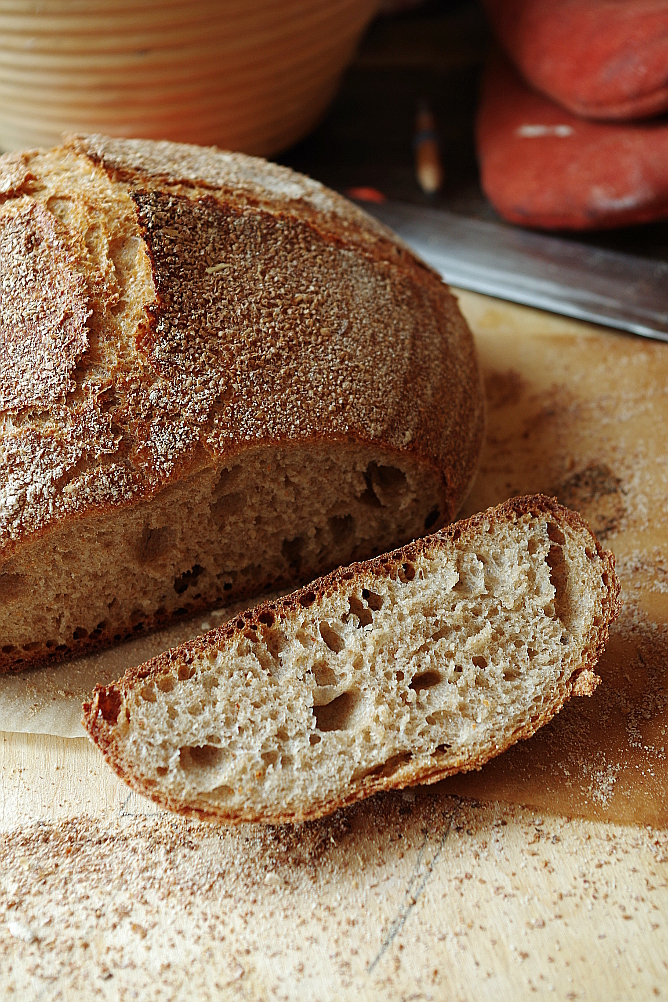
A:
0,135,484,671
83,496,621,824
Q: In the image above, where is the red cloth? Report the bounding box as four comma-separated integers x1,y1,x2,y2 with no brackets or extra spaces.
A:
484,0,668,121
476,54,668,230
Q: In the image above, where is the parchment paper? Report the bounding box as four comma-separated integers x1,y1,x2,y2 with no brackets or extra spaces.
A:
0,599,275,738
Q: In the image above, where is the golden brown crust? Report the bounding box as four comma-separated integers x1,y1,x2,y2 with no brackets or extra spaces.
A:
65,133,416,253
0,137,484,663
0,151,35,197
83,495,621,825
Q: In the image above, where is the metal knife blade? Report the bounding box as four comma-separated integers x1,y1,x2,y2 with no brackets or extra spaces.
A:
362,200,668,342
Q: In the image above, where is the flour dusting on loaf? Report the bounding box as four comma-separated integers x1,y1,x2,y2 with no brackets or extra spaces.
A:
0,136,484,670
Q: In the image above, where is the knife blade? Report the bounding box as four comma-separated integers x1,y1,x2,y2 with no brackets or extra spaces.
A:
362,200,668,342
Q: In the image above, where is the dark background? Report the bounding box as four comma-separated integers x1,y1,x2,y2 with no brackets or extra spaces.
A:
280,0,668,262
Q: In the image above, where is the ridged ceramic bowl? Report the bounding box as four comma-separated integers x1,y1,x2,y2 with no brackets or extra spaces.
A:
0,0,378,155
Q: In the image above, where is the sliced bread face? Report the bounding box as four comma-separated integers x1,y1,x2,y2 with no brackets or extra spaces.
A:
83,496,621,824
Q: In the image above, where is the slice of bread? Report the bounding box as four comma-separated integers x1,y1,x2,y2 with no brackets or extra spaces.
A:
83,496,621,824
0,136,483,672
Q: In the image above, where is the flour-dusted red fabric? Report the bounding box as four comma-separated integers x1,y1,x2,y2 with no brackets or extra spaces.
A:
484,0,668,121
476,55,668,230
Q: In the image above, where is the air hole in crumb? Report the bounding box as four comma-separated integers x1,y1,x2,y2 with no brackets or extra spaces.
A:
362,589,384,610
309,733,321,745
72,627,88,640
156,766,167,777
23,641,42,651
97,688,122,724
295,628,313,647
299,591,316,608
174,564,204,595
409,670,441,692
281,534,304,571
167,705,177,720
354,751,413,782
262,750,279,767
314,690,359,731
276,727,288,741
547,522,566,545
258,610,275,626
313,661,338,687
527,648,537,659
177,664,195,681
137,525,173,564
140,686,156,702
347,595,372,627
431,628,450,642
471,656,487,669
399,562,416,583
179,744,225,770
208,785,233,801
424,507,440,530
504,670,519,682
359,470,382,508
435,743,451,753
264,628,288,660
546,543,571,625
1,644,15,654
528,537,540,555
319,621,345,653
396,670,405,682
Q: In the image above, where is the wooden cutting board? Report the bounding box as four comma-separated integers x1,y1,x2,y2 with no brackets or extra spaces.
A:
449,291,668,827
1,291,667,1000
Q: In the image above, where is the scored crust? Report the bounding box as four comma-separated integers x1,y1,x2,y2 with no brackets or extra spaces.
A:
0,135,484,669
83,496,621,825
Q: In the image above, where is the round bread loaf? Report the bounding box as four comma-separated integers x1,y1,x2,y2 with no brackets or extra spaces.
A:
0,135,484,671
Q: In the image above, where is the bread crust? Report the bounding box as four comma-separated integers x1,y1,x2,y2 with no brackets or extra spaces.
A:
83,495,621,824
0,136,484,667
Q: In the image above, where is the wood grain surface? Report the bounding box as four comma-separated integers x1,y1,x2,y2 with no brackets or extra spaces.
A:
1,292,667,1000
449,292,668,826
